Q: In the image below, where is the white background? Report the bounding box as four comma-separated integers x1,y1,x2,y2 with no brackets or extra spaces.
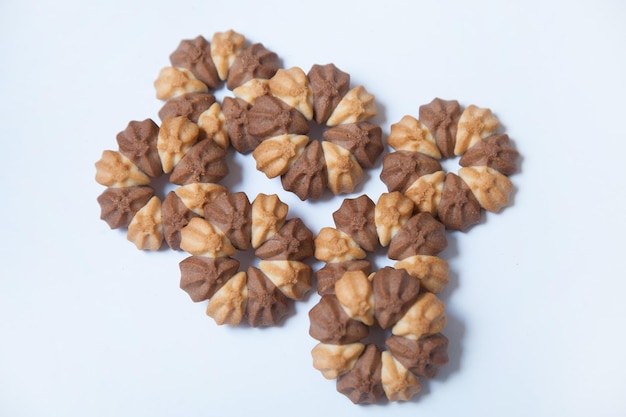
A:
2,0,625,416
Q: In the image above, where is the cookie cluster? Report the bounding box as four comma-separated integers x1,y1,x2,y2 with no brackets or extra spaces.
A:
382,98,519,231
95,118,229,250
154,30,384,200
310,193,449,403
96,32,318,328
179,192,314,327
95,30,520,406
154,30,281,151
245,64,383,199
96,30,280,251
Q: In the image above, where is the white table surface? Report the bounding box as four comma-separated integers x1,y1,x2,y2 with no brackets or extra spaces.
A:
2,0,625,416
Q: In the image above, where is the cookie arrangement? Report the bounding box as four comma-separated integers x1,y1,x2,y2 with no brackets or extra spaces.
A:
155,31,383,200
95,118,229,250
382,98,519,231
94,30,519,405
179,192,314,326
154,30,280,152
247,64,383,199
96,30,286,252
310,193,449,403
